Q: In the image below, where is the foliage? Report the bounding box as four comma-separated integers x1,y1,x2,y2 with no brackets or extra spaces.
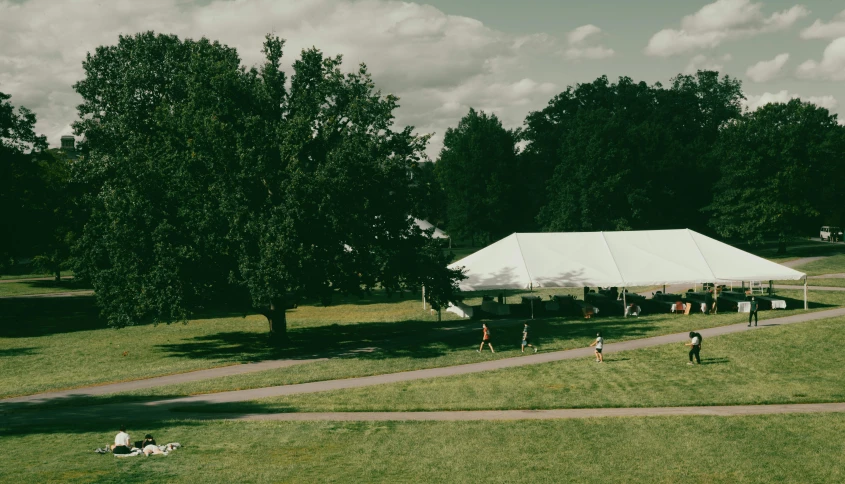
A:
0,91,74,276
707,99,845,252
71,32,462,337
526,71,743,232
435,108,521,244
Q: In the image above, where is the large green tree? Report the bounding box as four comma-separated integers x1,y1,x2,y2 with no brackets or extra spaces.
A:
72,32,462,338
0,91,55,273
525,71,743,233
707,99,845,253
435,108,520,244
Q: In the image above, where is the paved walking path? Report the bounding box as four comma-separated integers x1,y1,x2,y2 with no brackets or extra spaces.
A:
774,285,845,291
0,290,94,299
0,276,73,284
0,358,325,404
222,402,845,421
780,256,825,268
4,306,845,428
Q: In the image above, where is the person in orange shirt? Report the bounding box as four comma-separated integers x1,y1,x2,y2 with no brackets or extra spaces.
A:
477,323,495,353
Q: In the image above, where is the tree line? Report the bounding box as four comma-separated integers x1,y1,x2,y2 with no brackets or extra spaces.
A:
3,31,845,339
421,73,845,254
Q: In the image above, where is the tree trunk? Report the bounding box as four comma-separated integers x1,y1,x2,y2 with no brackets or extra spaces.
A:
776,240,786,255
54,269,61,282
266,299,288,344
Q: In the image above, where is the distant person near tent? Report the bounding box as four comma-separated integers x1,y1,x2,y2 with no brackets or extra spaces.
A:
748,297,758,327
685,331,702,365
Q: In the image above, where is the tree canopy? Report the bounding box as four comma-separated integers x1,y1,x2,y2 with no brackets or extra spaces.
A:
0,91,70,275
707,99,845,252
72,32,462,338
435,108,521,245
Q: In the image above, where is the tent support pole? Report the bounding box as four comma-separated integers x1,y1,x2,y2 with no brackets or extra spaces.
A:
804,278,808,310
422,285,426,311
622,288,627,318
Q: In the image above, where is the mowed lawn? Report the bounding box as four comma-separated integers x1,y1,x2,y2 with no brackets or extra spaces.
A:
206,313,845,414
2,415,845,483
0,279,89,297
3,288,831,402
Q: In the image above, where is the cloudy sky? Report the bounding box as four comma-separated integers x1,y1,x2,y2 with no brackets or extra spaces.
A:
1,0,844,157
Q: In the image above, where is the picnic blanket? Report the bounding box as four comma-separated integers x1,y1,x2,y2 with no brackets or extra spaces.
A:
94,443,181,457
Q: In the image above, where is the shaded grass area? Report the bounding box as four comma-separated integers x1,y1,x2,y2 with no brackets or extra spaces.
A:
0,292,456,399
0,272,72,281
2,415,845,483
743,239,845,261
791,253,845,276
0,279,89,297
0,289,836,403
217,312,845,414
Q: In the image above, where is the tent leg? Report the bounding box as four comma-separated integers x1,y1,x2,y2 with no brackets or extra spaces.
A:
804,278,808,310
422,285,426,311
622,288,627,318
531,299,534,320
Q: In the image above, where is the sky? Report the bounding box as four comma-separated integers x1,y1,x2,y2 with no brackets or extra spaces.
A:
1,0,844,158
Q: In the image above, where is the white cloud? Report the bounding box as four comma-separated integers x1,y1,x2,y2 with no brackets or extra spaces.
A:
745,53,789,82
567,24,602,45
800,9,845,39
0,0,564,157
645,0,809,57
796,37,845,81
563,24,615,60
684,53,733,74
743,90,838,112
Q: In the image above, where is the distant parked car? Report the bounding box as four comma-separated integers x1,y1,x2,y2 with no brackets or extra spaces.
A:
820,226,843,242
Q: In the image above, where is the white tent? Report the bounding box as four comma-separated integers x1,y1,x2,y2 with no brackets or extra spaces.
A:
414,219,449,239
449,229,807,307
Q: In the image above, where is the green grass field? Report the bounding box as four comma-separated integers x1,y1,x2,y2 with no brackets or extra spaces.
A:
792,253,845,276
0,279,88,297
2,289,830,402
218,314,845,414
2,415,845,483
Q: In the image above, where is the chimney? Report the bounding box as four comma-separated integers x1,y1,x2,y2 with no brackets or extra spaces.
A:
60,135,75,150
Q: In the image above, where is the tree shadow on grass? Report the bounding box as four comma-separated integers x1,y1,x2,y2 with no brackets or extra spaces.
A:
153,314,663,364
0,296,104,337
699,358,730,365
0,347,39,357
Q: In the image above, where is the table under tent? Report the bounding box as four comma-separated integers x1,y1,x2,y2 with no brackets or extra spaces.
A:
441,229,807,319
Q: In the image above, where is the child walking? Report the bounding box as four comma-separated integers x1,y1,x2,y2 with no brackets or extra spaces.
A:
589,331,604,362
478,323,494,353
521,322,538,353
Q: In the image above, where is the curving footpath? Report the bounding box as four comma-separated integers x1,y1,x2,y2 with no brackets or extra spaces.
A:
224,402,845,421
5,306,845,430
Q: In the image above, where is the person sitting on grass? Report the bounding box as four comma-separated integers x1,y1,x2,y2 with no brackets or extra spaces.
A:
111,425,133,455
589,331,604,363
477,323,494,353
521,322,538,354
625,302,641,317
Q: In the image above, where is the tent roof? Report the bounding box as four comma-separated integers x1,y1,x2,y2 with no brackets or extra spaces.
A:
414,219,449,239
449,229,806,291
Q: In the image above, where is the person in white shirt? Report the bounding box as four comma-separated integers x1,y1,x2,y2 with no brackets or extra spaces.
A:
589,331,604,363
684,331,702,365
111,425,132,455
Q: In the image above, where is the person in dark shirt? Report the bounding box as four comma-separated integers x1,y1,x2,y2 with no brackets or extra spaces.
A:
748,297,759,327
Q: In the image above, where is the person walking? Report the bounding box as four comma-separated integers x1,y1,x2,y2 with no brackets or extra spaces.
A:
521,322,538,353
685,331,702,365
477,323,494,353
748,297,758,327
589,331,604,363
